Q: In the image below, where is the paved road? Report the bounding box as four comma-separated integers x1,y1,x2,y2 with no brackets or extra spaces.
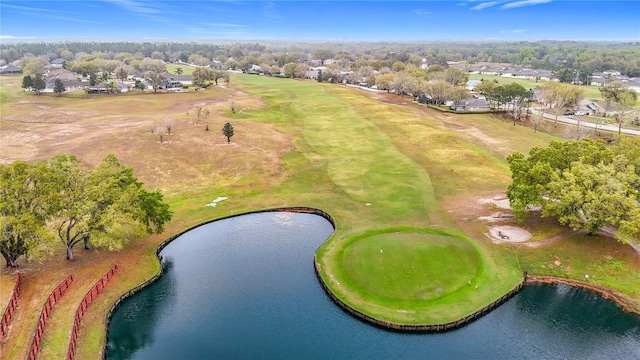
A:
532,109,640,136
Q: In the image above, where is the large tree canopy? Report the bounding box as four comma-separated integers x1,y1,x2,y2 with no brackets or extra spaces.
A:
507,138,640,243
0,160,57,267
0,154,172,266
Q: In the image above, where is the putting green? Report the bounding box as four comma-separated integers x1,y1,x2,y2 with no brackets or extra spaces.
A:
341,231,481,303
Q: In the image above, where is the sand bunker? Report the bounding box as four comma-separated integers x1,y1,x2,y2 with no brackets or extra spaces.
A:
488,225,531,243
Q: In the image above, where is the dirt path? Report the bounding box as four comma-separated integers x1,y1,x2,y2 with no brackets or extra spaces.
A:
517,230,577,248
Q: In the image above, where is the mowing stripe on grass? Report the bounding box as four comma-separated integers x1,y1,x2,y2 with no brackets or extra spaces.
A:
237,77,438,221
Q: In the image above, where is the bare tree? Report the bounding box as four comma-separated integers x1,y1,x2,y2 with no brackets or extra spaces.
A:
424,79,454,106
390,71,415,97
139,59,167,93
155,125,167,143
312,48,334,65
538,82,584,126
599,81,637,134
192,67,214,89
195,107,203,124
162,119,175,135
213,70,229,85
563,119,591,140
449,86,470,109
145,71,166,93
444,68,468,86
531,111,545,133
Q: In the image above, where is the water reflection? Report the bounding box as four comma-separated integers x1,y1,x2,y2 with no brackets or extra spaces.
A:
106,260,176,355
106,212,640,360
516,283,640,334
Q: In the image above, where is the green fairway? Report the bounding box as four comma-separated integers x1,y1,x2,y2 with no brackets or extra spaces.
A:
232,76,524,324
166,63,197,75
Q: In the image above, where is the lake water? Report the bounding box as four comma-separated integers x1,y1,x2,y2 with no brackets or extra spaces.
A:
105,212,640,359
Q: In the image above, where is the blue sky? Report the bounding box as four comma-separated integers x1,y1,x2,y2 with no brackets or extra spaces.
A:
1,1,639,42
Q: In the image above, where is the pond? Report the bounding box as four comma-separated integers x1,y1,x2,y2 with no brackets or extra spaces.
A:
106,212,640,359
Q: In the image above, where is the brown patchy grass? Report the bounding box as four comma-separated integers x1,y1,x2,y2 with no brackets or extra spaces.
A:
0,81,294,359
0,85,289,191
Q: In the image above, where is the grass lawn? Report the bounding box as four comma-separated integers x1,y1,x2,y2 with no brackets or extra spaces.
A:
0,74,638,359
336,227,499,324
0,75,24,105
166,63,197,76
341,231,481,302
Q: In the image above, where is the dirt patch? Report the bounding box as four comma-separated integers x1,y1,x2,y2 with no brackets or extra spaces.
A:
478,195,512,210
487,225,532,243
0,87,290,190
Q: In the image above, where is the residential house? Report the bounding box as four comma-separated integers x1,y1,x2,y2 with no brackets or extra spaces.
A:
158,78,184,90
160,73,192,86
0,64,22,74
305,68,320,80
590,71,628,86
571,100,602,116
466,67,482,74
87,80,130,94
590,72,607,86
621,77,640,93
44,69,86,92
50,58,66,68
536,70,555,81
479,65,502,75
450,98,491,112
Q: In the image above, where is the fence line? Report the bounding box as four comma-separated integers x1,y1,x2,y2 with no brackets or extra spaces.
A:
67,265,117,360
103,207,335,359
26,275,73,360
0,273,22,341
314,258,526,332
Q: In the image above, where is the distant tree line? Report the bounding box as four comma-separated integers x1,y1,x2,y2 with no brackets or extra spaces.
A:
2,40,639,77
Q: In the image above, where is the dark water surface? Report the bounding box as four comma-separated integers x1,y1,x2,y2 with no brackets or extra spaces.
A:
106,212,640,360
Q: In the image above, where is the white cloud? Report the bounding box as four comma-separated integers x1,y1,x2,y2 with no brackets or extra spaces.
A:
471,2,501,10
501,0,553,9
0,35,38,39
103,0,160,14
2,3,101,24
413,9,431,16
468,0,552,10
202,23,247,28
262,1,283,22
103,0,174,23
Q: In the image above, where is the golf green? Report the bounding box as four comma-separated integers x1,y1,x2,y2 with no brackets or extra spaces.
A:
340,229,482,303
